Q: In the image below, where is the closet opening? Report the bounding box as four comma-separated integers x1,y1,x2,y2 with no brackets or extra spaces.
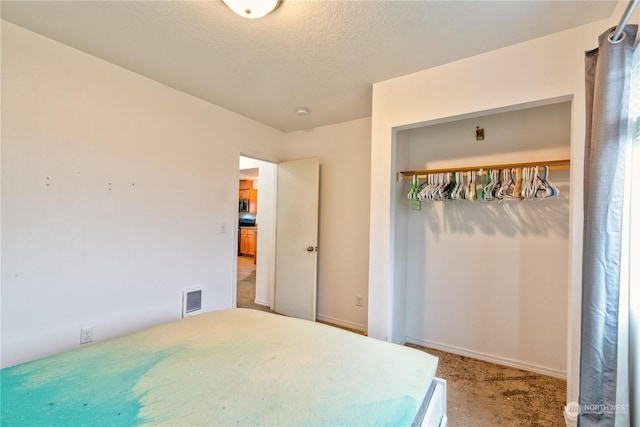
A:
392,99,572,379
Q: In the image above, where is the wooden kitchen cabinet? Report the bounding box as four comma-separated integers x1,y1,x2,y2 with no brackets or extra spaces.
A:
239,180,252,201
248,189,257,214
240,228,257,257
239,189,258,214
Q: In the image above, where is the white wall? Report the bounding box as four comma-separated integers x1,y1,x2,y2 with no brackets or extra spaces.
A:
282,118,372,331
1,21,283,368
400,102,571,378
368,18,610,414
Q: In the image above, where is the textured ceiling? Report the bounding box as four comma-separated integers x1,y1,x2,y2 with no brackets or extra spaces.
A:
1,1,617,132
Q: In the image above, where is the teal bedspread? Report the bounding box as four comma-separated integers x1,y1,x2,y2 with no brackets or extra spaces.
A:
1,309,438,426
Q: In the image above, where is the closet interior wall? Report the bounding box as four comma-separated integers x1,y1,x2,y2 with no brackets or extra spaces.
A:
396,101,571,378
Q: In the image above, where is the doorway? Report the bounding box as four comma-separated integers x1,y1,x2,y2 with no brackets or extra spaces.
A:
236,156,277,312
235,155,320,321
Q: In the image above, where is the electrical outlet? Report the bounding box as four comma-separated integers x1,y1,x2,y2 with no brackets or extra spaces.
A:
80,326,94,344
356,295,363,307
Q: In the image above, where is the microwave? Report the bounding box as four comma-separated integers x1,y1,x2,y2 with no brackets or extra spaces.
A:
239,199,249,212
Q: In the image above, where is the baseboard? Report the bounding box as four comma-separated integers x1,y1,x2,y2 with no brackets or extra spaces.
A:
253,299,272,309
406,336,567,380
315,313,367,332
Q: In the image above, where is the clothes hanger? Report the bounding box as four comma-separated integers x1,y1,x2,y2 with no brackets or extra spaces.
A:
495,169,509,200
418,173,434,201
409,174,425,209
534,165,559,199
523,167,538,200
468,170,477,202
460,171,469,200
513,168,524,201
451,171,462,200
440,173,453,201
407,174,419,200
410,163,560,204
543,165,560,197
504,168,519,201
481,169,496,202
520,167,531,200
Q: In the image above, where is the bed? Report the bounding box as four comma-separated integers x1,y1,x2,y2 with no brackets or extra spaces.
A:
1,308,447,426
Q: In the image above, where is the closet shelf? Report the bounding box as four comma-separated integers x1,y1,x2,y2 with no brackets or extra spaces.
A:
397,159,570,182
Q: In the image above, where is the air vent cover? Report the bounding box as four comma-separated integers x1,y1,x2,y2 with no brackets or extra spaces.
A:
182,287,203,318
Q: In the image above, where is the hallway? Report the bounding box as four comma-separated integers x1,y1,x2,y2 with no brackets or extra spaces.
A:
236,256,272,312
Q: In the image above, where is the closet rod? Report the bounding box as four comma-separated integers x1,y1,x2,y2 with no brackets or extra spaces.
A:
397,159,570,182
611,0,638,42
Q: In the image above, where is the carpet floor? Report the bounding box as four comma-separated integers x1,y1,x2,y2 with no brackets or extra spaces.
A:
236,256,566,426
236,256,272,312
407,344,567,427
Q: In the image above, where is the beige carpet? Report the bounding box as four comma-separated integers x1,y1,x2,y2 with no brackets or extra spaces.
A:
406,344,567,427
236,256,272,312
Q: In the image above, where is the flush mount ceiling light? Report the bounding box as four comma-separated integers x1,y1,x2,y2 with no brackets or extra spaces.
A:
295,107,309,116
222,0,280,19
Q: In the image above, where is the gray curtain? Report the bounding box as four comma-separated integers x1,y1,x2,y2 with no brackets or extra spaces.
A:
580,24,637,426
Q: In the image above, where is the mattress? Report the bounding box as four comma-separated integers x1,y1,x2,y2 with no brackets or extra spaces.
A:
1,308,439,426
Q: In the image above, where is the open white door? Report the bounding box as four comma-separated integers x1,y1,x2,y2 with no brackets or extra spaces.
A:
274,157,320,321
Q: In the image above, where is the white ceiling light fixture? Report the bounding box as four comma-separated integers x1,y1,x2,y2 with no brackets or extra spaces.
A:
295,107,309,116
222,0,280,19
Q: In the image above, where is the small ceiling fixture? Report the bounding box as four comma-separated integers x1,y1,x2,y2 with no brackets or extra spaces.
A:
222,0,280,19
295,107,309,116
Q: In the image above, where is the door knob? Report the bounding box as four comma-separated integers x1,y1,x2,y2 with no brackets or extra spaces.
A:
307,246,317,252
